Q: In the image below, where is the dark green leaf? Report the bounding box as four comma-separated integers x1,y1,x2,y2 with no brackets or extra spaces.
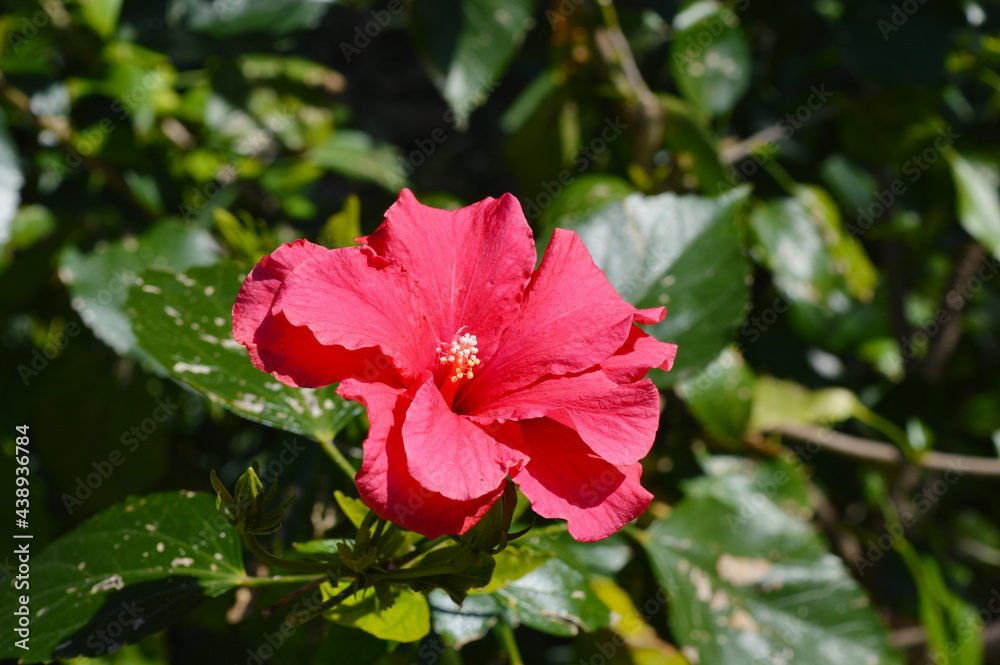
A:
127,262,361,439
677,347,755,444
568,187,752,384
490,557,611,637
0,492,244,662
410,0,533,128
172,0,335,37
660,94,731,194
429,590,500,648
639,457,901,665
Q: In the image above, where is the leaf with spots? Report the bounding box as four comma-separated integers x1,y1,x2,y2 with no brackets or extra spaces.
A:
0,492,244,662
126,261,361,440
59,220,221,358
637,456,902,665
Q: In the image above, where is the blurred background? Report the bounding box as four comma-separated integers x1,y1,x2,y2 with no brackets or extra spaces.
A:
2,0,1000,663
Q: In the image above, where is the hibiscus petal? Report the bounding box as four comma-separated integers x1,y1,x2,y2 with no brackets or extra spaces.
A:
470,370,661,466
271,244,432,383
361,189,536,360
401,380,526,502
459,229,664,410
339,378,504,538
601,325,678,384
233,240,393,387
509,418,653,542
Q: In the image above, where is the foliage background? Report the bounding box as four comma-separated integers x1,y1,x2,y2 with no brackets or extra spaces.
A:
2,0,1000,663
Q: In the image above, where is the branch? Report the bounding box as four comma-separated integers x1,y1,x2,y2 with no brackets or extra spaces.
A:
774,424,1000,478
922,241,987,382
591,1,664,173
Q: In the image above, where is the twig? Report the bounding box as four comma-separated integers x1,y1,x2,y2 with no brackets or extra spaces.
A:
774,424,1000,478
720,105,838,165
922,241,987,382
591,0,664,173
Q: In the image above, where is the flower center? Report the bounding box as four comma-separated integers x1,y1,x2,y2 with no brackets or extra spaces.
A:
437,332,480,384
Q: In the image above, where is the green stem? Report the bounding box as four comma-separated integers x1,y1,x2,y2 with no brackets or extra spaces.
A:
242,533,342,575
238,573,328,587
318,435,357,481
287,579,359,627
372,558,461,581
494,622,525,665
391,536,451,568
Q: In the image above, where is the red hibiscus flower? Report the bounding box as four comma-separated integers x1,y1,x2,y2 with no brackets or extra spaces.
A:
233,189,677,541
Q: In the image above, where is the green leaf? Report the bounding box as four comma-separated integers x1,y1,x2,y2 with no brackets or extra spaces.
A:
321,582,431,642
750,186,877,309
429,590,500,648
568,187,752,384
669,5,751,117
677,346,755,444
519,529,633,578
173,0,335,38
948,153,1000,257
476,546,554,594
0,492,244,662
660,94,730,194
78,0,123,38
59,221,221,357
492,557,611,637
0,108,26,252
410,0,533,129
319,194,363,249
127,262,361,440
539,174,636,237
334,490,369,529
638,457,902,665
748,376,864,433
309,130,409,192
